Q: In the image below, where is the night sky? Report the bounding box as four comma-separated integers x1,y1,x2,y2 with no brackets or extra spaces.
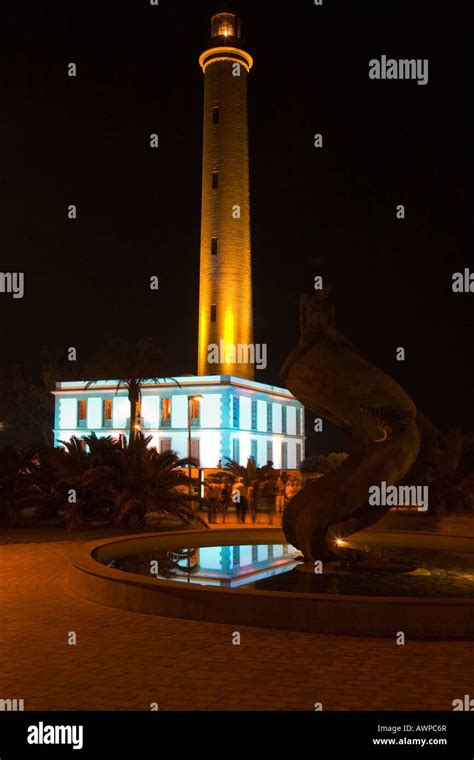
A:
1,0,470,452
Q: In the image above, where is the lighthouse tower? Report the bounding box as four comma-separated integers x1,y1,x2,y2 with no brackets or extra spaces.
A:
197,11,254,380
53,10,306,472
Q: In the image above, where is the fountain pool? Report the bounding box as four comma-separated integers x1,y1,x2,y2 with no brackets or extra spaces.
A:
67,528,474,638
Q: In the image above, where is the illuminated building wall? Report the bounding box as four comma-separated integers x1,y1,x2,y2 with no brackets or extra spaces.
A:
53,376,305,470
198,12,254,379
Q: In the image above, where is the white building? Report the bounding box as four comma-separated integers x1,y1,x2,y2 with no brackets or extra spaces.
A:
53,375,304,470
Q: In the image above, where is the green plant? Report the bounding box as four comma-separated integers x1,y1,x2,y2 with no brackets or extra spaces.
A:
85,336,179,443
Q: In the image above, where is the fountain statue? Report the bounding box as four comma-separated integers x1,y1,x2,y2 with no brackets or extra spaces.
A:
280,287,438,563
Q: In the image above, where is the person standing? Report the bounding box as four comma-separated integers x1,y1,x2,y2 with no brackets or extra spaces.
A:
240,479,249,524
233,477,248,523
204,481,218,524
248,480,258,524
275,476,286,514
285,477,297,505
219,476,232,523
233,477,242,522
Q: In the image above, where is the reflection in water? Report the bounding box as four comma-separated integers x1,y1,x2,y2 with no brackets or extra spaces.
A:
156,548,199,579
107,543,301,587
256,544,474,598
101,542,474,598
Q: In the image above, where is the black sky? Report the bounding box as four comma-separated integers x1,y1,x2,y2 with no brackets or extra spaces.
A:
1,0,470,452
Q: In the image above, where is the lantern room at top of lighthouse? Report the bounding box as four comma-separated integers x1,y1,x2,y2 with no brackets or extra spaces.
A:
199,11,252,73
211,12,241,42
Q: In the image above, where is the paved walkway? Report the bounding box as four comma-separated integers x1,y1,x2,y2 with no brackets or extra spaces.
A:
1,539,473,711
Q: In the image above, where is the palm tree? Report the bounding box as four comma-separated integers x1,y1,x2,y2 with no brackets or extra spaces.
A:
84,433,206,528
0,443,78,525
0,431,207,531
221,456,274,487
82,433,123,466
0,445,42,524
53,436,119,529
85,337,179,443
0,366,53,446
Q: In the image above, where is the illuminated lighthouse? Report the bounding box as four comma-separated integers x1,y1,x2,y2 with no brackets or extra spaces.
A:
53,10,305,471
197,11,254,380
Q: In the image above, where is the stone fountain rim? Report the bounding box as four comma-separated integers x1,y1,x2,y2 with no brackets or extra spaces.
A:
67,527,474,608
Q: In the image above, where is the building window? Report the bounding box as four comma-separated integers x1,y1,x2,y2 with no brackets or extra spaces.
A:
190,439,200,464
267,402,272,432
251,399,257,431
251,439,258,462
190,397,200,427
281,405,287,434
296,443,302,468
281,442,288,470
160,438,171,453
103,399,112,420
232,396,240,428
78,399,87,428
161,398,171,427
212,171,218,189
103,399,113,427
211,237,218,255
212,106,219,124
211,304,217,323
296,407,302,437
232,438,240,463
266,440,273,464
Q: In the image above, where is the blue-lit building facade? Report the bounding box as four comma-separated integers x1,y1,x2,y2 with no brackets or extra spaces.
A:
53,375,305,470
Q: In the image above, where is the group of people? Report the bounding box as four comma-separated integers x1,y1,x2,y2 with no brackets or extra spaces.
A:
203,472,303,524
203,476,260,524
274,475,302,514
231,477,260,524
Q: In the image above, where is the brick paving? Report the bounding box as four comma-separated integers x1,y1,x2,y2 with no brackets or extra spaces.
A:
0,539,473,711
